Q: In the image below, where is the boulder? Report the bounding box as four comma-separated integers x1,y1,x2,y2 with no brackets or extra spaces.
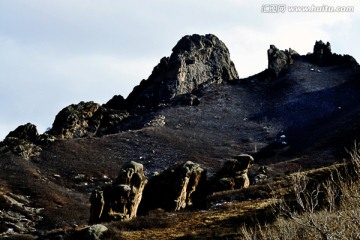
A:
139,161,207,213
63,224,108,240
267,45,298,77
89,161,147,223
125,34,238,112
81,224,108,240
213,154,254,191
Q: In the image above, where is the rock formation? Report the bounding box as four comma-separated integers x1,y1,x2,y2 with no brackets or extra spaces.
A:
0,191,43,234
213,154,254,191
1,34,238,156
124,34,238,112
267,45,299,77
89,161,147,223
48,101,129,138
310,40,358,66
139,161,207,213
0,123,54,159
49,101,102,138
313,40,332,65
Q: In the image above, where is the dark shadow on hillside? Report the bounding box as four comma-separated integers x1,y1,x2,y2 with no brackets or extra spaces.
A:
252,77,360,163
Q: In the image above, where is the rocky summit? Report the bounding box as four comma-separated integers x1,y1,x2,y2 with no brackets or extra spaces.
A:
0,35,360,239
125,34,239,111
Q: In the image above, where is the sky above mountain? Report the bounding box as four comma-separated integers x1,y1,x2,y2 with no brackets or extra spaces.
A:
0,0,359,140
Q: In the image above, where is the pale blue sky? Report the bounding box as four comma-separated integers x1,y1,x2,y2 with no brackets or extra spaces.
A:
0,0,359,139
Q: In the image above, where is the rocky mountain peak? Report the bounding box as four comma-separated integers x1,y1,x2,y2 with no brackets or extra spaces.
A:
125,34,238,111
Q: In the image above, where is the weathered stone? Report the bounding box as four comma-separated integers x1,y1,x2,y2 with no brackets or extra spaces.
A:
89,161,147,223
214,154,254,191
49,101,102,138
267,45,298,77
89,190,105,224
252,173,268,184
0,123,43,159
139,161,207,213
79,224,108,240
48,101,129,138
0,191,43,234
5,123,38,142
125,34,238,112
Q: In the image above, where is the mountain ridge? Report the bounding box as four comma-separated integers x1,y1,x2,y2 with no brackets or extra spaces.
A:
0,33,360,238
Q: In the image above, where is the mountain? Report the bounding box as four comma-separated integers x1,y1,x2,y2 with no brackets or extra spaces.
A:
0,34,359,239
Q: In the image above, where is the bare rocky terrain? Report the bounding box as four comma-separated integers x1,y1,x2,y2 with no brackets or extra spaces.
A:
0,35,359,239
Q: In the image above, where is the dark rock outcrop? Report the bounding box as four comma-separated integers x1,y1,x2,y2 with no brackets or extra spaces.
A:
310,40,358,66
48,101,129,138
89,161,147,223
125,34,238,112
95,107,129,136
49,101,102,138
213,154,254,191
313,40,332,65
0,123,54,159
103,95,127,110
267,45,299,77
139,161,207,213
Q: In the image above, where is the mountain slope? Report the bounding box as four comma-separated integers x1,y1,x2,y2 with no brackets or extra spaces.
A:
0,35,359,238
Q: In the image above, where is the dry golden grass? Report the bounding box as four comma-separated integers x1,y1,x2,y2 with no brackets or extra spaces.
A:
103,199,277,239
238,144,360,240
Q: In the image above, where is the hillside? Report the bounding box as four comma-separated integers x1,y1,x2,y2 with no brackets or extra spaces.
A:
0,35,359,239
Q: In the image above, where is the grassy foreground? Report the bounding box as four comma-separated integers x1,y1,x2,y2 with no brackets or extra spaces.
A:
239,145,360,240
99,144,360,240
